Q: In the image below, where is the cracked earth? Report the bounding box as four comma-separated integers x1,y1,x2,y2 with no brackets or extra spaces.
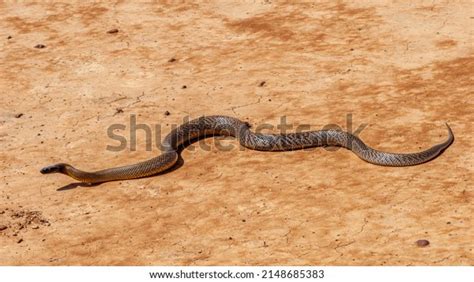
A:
0,2,472,265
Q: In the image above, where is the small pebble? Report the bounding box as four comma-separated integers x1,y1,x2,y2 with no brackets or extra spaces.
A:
182,85,187,89
0,225,7,231
168,58,177,63
34,44,46,49
107,28,119,34
259,81,266,87
17,238,23,244
164,111,170,116
14,113,23,118
7,35,12,40
416,239,430,247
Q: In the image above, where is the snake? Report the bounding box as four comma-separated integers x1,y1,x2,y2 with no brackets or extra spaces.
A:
40,115,454,184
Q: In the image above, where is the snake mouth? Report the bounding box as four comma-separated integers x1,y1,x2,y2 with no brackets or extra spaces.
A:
40,164,62,174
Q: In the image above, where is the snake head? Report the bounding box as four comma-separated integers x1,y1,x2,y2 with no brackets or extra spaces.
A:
40,163,67,174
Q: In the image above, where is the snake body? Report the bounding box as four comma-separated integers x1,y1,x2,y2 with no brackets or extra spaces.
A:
41,115,453,183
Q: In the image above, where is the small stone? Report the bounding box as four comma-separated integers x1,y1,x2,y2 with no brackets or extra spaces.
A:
34,44,46,49
15,113,23,118
32,225,39,229
164,111,170,116
182,85,187,89
416,239,430,247
107,28,119,34
259,81,266,87
0,225,7,231
17,238,23,244
168,58,177,63
7,36,12,39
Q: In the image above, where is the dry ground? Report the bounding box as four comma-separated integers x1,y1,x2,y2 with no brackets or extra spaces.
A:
0,1,473,265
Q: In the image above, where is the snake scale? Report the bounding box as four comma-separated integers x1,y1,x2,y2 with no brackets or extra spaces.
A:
41,115,454,183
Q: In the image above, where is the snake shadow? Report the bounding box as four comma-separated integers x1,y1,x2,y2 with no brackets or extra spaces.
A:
56,134,220,191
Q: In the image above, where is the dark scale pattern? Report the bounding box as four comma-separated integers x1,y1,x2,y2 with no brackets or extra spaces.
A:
41,115,454,183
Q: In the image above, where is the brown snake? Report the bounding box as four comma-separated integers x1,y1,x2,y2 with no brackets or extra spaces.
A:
41,115,454,183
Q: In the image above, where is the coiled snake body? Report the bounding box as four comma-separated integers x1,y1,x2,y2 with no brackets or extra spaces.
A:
41,115,453,183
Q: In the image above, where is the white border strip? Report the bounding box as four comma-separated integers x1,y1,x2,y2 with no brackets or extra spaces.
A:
0,266,472,282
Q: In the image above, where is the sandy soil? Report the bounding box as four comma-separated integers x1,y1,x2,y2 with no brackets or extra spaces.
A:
0,2,472,265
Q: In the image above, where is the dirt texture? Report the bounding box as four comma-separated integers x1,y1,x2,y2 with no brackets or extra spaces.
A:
0,2,472,265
